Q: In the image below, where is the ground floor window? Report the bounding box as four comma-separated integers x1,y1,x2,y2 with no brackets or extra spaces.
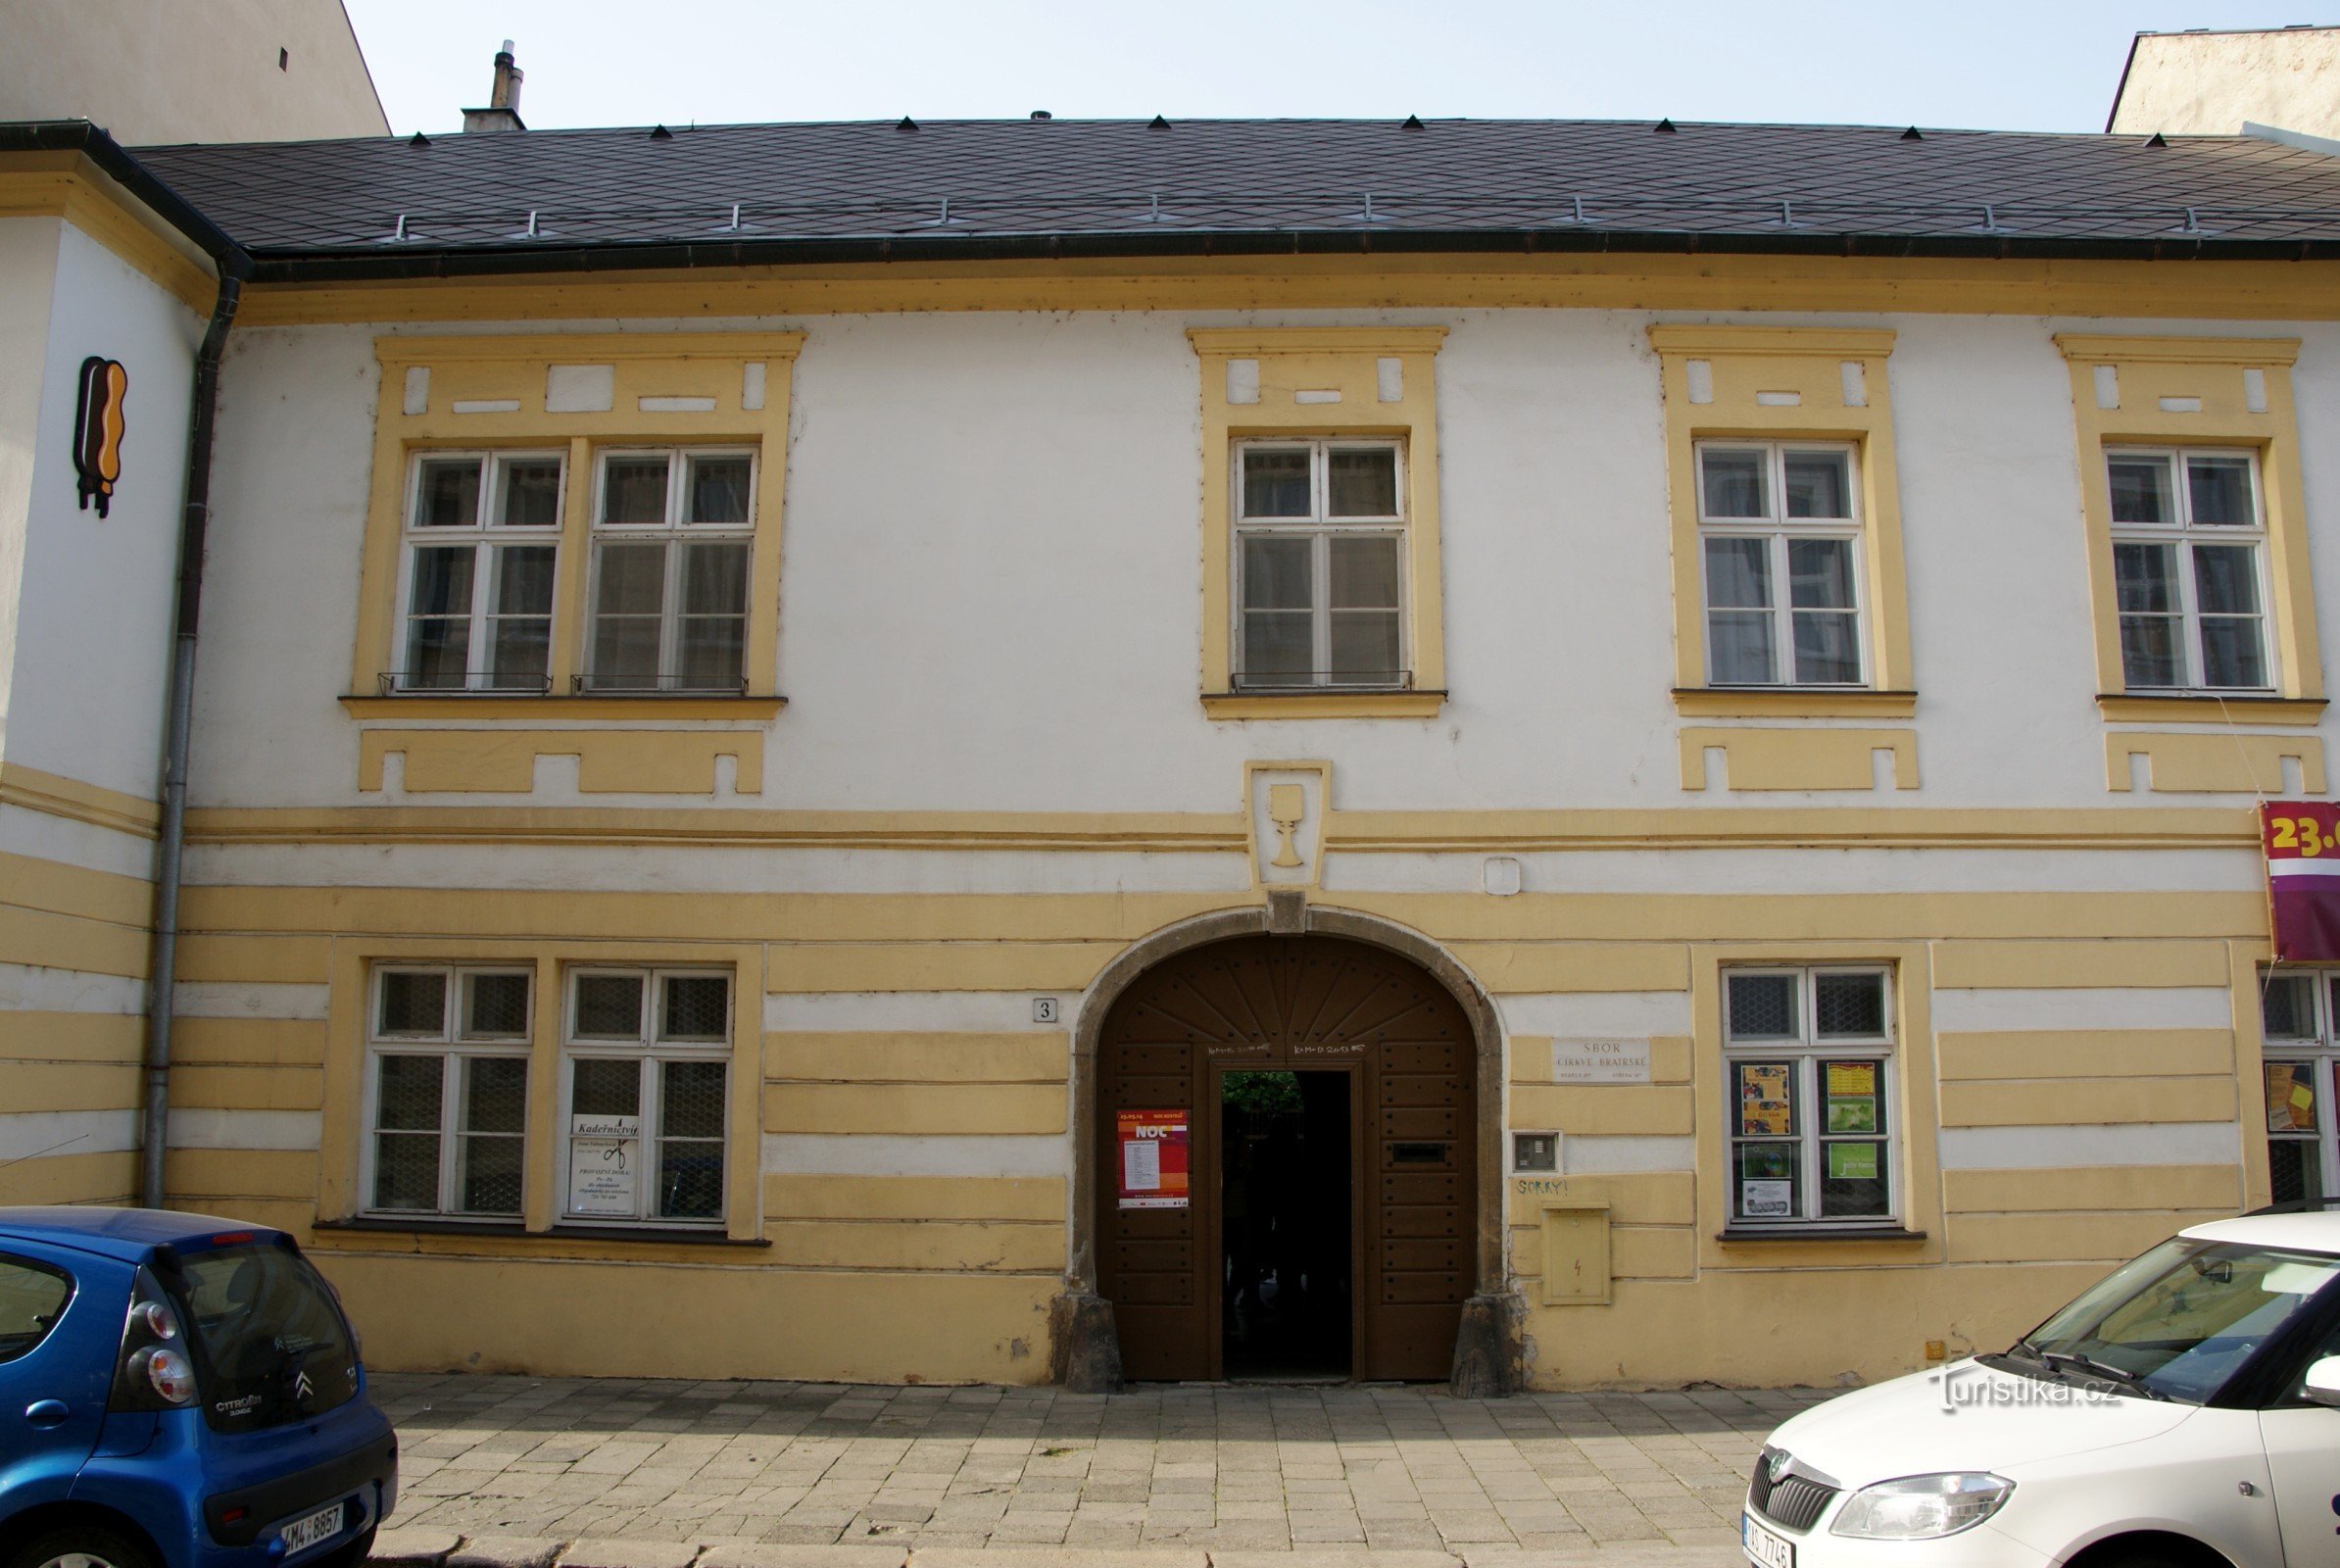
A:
1723,966,1897,1227
365,965,531,1217
561,968,732,1225
2261,970,2340,1204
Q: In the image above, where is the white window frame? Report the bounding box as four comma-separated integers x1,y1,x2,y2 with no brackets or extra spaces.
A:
1230,437,1410,691
1694,440,1868,688
1722,965,1900,1228
2106,445,2276,694
361,963,533,1219
2261,969,2340,1203
582,447,757,694
391,450,566,693
558,966,733,1227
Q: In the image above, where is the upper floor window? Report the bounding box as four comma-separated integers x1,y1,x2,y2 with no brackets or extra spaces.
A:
2262,970,2338,1205
1233,439,1407,691
1724,966,1896,1228
584,449,756,693
2109,448,2273,693
1697,442,1865,687
365,964,531,1218
396,452,564,692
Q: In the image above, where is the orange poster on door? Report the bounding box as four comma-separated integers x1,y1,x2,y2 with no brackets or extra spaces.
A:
1116,1108,1190,1209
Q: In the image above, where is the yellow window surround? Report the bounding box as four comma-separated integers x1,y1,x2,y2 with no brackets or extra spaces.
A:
352,332,804,712
2054,335,2321,714
1648,326,1913,711
1188,327,1448,719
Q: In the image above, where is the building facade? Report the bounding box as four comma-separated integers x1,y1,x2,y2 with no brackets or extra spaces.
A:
7,113,2340,1392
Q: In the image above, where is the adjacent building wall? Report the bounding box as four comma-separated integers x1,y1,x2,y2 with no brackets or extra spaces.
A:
2109,26,2340,139
0,0,386,145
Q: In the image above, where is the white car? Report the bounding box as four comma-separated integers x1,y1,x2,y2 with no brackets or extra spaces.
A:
1742,1207,2340,1567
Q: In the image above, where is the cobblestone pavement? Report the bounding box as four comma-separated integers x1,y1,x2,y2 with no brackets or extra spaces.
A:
371,1373,1838,1563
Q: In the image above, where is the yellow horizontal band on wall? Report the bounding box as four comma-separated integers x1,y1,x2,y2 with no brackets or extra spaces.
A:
764,1174,1065,1224
1947,1209,2232,1265
1931,939,2234,990
1449,944,1690,995
0,850,157,927
1935,1029,2235,1081
168,1064,323,1113
1505,1173,1694,1228
168,1018,327,1068
1327,805,2256,852
172,935,333,986
0,1150,137,1207
763,1033,1067,1084
2,1013,144,1065
762,1082,1067,1137
0,1061,140,1114
765,944,1119,994
1943,1165,2241,1215
358,730,768,796
763,1220,1064,1274
164,1150,319,1203
1939,1077,2238,1128
2106,731,2327,794
229,252,2340,329
0,165,217,313
1680,727,1919,792
0,907,151,980
1333,891,2270,942
1509,1085,1695,1138
0,761,161,839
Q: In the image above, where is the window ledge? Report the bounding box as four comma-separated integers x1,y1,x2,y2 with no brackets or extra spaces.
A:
314,1217,768,1248
340,695,786,721
1202,690,1446,720
1673,688,1918,719
1717,1226,1927,1244
2097,693,2326,726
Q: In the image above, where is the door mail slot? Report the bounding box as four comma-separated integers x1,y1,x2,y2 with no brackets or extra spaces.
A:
1389,1141,1450,1165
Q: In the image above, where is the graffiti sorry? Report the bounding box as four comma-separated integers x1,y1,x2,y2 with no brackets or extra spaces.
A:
73,356,128,516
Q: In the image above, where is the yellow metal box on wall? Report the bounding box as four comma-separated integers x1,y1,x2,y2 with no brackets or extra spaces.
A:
1539,1203,1611,1306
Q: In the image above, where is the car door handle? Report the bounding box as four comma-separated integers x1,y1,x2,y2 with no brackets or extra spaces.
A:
24,1400,69,1429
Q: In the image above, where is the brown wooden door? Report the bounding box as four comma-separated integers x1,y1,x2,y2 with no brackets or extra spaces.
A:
1095,935,1475,1382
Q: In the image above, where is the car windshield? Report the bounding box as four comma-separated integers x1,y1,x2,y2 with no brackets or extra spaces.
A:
169,1243,358,1432
2017,1237,2340,1403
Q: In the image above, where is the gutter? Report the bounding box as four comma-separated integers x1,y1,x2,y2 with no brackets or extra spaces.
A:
0,122,258,1210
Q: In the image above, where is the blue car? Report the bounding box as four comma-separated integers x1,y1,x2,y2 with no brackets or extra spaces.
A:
0,1208,396,1568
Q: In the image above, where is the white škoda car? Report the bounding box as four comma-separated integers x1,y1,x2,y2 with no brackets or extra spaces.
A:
1741,1207,2340,1567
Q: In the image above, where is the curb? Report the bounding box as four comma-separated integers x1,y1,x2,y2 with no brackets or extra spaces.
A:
372,1533,1748,1567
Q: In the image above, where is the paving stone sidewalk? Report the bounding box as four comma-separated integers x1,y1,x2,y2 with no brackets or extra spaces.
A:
366,1373,1835,1565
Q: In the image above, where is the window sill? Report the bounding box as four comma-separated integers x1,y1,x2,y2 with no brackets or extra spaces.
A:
1673,688,1918,719
315,1217,768,1248
1202,690,1446,719
2097,693,2325,726
1717,1226,1927,1244
340,695,786,721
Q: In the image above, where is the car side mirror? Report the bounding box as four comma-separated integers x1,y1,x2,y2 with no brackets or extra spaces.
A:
2304,1355,2340,1408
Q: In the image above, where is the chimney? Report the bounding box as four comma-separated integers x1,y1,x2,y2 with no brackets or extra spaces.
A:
463,40,526,132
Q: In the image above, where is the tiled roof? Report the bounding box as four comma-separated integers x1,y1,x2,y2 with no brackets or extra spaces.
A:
126,117,2340,270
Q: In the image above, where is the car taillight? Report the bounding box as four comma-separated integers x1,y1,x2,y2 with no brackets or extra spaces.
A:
133,1300,177,1341
131,1345,196,1404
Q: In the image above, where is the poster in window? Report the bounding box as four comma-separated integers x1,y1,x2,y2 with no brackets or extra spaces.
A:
2266,1062,2318,1133
1738,1063,1793,1137
568,1113,640,1215
1116,1109,1190,1209
1736,1144,1796,1219
1825,1061,1880,1133
1827,1142,1880,1181
1740,1180,1794,1218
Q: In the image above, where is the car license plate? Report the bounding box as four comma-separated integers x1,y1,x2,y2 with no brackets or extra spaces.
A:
279,1501,344,1555
1742,1510,1795,1568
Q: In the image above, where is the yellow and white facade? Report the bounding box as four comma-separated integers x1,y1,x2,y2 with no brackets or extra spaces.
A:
9,152,2340,1389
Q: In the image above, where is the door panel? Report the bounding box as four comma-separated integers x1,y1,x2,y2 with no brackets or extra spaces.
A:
1097,934,1476,1383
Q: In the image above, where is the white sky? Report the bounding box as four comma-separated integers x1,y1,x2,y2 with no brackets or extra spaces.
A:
346,2,2332,136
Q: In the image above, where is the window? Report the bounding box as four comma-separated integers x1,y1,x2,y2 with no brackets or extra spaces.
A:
365,965,531,1217
1233,439,1407,690
2260,970,2340,1204
1724,967,1896,1227
0,1254,73,1366
395,452,564,692
1696,442,1865,687
2108,448,2273,692
584,449,755,693
561,968,731,1224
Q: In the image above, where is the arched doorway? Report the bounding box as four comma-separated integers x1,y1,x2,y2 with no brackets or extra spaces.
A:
1093,932,1477,1382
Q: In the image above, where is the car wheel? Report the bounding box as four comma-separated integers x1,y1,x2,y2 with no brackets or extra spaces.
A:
6,1523,159,1568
